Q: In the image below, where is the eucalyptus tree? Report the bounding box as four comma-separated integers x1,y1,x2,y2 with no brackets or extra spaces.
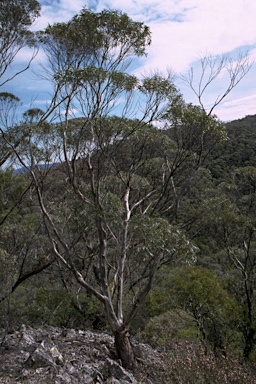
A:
145,265,237,355
0,105,54,317
0,166,56,300
37,8,154,120
0,92,23,167
0,0,49,297
152,102,226,221
1,5,251,367
0,0,41,168
191,166,256,358
0,0,40,87
222,167,256,358
11,5,249,368
9,7,230,368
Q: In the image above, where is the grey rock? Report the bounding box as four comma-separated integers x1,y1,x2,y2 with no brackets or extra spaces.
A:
104,358,137,383
0,325,164,383
18,330,37,354
25,345,55,368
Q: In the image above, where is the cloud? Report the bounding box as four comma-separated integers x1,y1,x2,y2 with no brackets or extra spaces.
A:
33,1,256,74
3,0,256,121
215,94,256,121
34,0,86,29
13,47,47,66
142,1,256,73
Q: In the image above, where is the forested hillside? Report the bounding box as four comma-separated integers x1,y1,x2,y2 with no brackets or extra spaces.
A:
1,114,256,382
207,114,256,179
1,1,256,382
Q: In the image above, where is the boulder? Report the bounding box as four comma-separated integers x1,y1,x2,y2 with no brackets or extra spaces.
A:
0,325,162,383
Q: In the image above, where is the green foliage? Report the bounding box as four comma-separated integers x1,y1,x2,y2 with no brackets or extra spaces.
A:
139,74,179,101
0,282,103,329
130,215,196,263
39,8,151,75
0,92,20,103
206,115,256,179
0,0,40,88
0,0,40,45
32,287,99,327
22,108,44,123
141,310,197,348
166,102,226,156
168,266,232,308
143,265,239,354
0,249,17,297
0,92,21,131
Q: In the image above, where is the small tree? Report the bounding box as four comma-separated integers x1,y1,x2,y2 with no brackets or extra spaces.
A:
8,7,251,369
222,167,256,358
168,266,237,355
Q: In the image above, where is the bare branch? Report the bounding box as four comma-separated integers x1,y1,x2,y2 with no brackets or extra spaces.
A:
180,51,253,115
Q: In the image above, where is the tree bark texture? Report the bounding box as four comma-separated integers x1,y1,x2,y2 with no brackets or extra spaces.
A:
114,328,135,369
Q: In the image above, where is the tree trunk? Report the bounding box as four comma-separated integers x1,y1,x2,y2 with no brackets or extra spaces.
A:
243,326,255,359
114,328,135,369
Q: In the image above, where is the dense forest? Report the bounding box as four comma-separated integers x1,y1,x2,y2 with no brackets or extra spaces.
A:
1,1,256,381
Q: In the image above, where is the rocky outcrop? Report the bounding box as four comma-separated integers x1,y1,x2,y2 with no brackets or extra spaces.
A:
0,325,163,383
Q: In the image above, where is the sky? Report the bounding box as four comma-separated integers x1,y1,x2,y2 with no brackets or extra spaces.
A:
3,0,256,122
